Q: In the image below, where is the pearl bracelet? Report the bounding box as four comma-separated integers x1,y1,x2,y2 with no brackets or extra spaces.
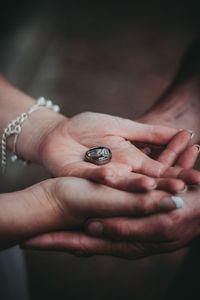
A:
1,97,60,174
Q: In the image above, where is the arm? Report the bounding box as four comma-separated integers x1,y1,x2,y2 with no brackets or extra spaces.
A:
0,75,199,193
0,175,182,251
0,74,65,163
0,181,61,250
138,38,200,143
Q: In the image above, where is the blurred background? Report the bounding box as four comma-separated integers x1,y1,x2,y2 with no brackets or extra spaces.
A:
1,1,200,299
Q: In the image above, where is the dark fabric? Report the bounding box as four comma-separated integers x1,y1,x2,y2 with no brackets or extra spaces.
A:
0,246,30,300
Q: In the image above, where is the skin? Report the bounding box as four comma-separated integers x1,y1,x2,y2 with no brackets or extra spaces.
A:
137,38,200,141
22,186,200,260
2,74,197,251
0,175,187,250
2,37,200,255
38,112,200,192
22,132,200,257
23,38,200,258
0,75,199,193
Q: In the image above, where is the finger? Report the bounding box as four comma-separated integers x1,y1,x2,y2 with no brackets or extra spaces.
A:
110,144,165,177
21,231,153,260
104,173,157,192
114,118,178,144
133,142,164,159
155,178,186,193
140,147,151,155
129,130,194,177
175,145,200,169
163,166,200,185
63,158,182,194
87,187,183,217
61,161,116,181
62,178,182,217
119,143,186,178
63,160,159,192
157,130,192,167
21,231,113,257
85,212,180,242
105,173,186,193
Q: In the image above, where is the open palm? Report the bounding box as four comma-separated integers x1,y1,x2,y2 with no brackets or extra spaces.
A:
40,112,200,192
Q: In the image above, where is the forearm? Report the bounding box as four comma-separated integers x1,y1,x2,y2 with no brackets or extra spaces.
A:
0,75,66,163
139,84,200,135
0,182,61,249
138,38,200,142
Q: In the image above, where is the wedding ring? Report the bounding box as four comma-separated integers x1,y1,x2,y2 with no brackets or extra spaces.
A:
85,146,112,165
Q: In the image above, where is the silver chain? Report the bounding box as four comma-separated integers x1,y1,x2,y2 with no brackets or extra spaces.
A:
1,97,60,174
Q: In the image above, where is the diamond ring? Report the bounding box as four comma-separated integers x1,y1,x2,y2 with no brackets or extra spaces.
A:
85,146,112,165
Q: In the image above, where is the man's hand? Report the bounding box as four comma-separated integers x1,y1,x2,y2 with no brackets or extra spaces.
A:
136,38,200,144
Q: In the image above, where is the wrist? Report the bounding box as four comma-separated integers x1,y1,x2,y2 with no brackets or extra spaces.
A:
138,83,200,142
0,76,67,165
16,108,66,164
0,179,62,249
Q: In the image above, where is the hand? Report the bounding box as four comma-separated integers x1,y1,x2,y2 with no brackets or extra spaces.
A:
17,175,185,249
37,112,200,192
84,185,200,259
22,185,200,259
2,173,184,250
21,147,200,257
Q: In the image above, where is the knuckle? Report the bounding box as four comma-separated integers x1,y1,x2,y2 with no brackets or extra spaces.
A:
139,177,151,189
112,220,132,238
137,197,149,215
74,235,92,257
136,192,159,215
169,179,184,192
159,212,180,240
158,164,168,177
167,210,180,226
100,167,115,179
112,242,150,260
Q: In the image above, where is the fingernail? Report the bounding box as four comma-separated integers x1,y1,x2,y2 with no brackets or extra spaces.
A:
160,196,184,211
171,196,184,208
194,144,200,153
187,129,195,139
87,221,104,236
146,184,157,191
177,186,188,194
143,147,151,155
179,129,195,139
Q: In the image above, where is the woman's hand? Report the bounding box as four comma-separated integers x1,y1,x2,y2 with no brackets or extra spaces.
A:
0,77,199,192
32,112,200,193
21,145,200,257
22,185,200,260
0,176,182,250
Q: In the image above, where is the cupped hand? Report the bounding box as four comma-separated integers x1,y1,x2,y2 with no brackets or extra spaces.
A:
20,175,182,250
40,112,200,192
23,185,200,259
38,176,179,229
22,146,200,258
82,185,200,259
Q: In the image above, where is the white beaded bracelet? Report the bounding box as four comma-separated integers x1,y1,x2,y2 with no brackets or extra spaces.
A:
1,97,60,174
